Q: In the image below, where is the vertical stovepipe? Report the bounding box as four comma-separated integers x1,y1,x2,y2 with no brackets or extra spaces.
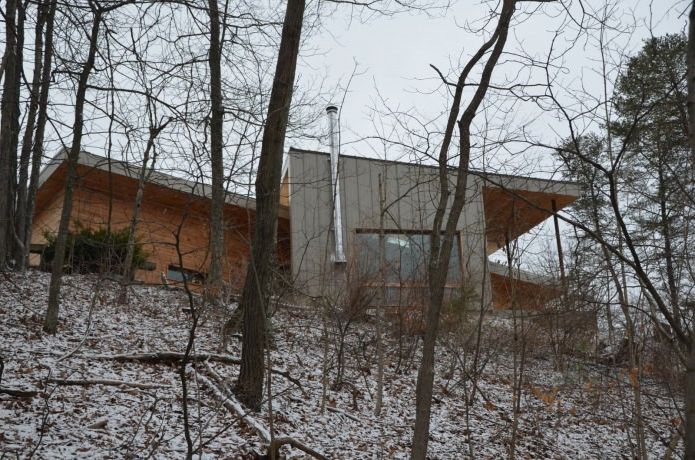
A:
326,105,346,263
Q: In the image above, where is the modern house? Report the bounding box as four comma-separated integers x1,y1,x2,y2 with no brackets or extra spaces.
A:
32,137,579,308
286,147,580,309
32,150,290,290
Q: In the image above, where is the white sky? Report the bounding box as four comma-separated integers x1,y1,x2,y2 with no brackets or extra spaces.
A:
296,0,688,175
292,0,688,267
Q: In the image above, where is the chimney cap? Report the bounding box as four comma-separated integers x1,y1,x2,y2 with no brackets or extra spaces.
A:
326,105,338,114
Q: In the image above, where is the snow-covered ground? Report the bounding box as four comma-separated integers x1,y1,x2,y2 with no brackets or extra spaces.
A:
0,271,684,458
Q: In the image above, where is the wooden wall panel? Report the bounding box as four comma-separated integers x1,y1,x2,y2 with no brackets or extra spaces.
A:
31,165,289,293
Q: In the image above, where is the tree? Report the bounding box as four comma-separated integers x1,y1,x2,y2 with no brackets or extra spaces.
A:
411,1,518,457
206,0,226,301
683,3,695,455
15,0,49,269
608,33,693,458
234,0,306,410
0,0,23,269
23,0,56,272
44,1,132,334
556,135,649,458
538,24,695,459
612,34,690,333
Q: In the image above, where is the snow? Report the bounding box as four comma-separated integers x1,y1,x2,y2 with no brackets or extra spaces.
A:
0,271,684,458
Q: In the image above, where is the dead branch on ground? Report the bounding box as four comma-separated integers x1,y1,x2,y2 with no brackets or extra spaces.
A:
87,351,306,396
47,378,170,390
0,386,39,397
199,362,326,460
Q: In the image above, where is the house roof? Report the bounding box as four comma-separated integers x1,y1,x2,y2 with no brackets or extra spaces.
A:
287,147,581,253
37,150,290,219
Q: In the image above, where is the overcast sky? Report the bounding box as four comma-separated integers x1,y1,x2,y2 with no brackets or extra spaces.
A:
293,0,687,265
296,0,687,175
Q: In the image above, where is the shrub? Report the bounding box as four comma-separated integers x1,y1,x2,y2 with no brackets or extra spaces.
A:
43,223,148,277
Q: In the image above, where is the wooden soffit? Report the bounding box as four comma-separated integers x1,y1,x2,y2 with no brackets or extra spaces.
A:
482,174,580,255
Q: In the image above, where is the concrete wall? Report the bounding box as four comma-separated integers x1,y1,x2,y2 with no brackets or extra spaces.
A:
288,149,489,306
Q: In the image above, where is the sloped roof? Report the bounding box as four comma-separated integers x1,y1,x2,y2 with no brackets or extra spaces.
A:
37,150,290,219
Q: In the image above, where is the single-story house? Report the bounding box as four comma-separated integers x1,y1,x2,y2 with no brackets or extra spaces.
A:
32,144,579,308
32,150,290,289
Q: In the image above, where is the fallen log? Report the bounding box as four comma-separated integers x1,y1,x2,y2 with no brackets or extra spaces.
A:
48,378,170,390
0,386,38,398
198,372,271,443
269,437,328,460
87,351,241,366
326,405,361,423
88,352,306,396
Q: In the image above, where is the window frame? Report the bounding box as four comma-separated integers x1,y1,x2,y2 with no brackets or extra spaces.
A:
166,264,206,285
352,228,464,290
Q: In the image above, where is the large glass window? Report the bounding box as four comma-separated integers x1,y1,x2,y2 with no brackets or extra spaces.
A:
167,265,206,285
354,231,462,288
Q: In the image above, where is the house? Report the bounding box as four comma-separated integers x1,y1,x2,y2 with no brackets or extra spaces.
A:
285,147,580,310
33,142,579,309
32,150,290,289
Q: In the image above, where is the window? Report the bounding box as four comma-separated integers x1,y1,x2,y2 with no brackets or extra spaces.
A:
167,265,206,285
354,230,463,305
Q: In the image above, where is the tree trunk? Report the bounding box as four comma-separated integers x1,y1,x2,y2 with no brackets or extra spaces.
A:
411,2,516,457
119,119,168,301
44,8,102,334
688,1,695,167
207,0,225,301
234,0,305,410
15,0,47,270
686,339,695,460
24,0,57,265
375,173,386,416
684,3,695,458
0,0,22,269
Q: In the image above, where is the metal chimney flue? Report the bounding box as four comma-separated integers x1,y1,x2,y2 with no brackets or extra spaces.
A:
327,105,346,263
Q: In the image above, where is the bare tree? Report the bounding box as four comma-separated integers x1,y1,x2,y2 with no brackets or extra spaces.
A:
206,0,226,301
44,1,132,334
411,1,518,457
235,0,306,410
513,5,695,455
119,116,170,298
684,2,695,456
0,0,23,269
15,0,49,269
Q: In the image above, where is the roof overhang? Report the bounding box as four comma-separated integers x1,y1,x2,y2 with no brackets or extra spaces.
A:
479,173,581,254
37,150,290,219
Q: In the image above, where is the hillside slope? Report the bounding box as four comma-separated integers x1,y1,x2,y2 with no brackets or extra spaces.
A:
0,271,683,458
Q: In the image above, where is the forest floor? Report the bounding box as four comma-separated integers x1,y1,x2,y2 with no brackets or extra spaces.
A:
0,271,685,459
